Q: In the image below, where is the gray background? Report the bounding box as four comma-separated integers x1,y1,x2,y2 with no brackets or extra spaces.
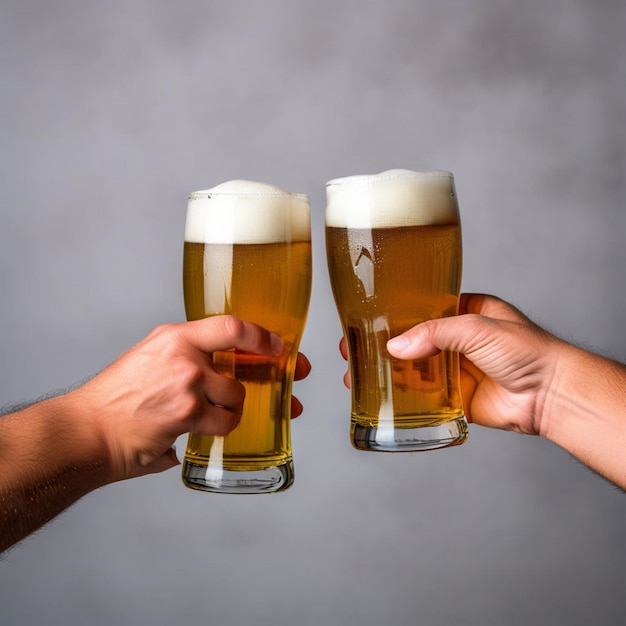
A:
1,1,625,624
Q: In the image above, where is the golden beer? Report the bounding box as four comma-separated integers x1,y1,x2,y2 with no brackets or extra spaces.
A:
182,181,311,493
325,170,468,452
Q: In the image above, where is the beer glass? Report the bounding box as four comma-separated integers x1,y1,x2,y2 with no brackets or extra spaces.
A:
325,169,468,452
182,180,312,493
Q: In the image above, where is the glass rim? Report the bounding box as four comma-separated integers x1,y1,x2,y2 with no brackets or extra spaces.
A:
326,169,454,187
188,189,310,202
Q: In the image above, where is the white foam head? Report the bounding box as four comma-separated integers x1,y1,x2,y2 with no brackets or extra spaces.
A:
325,169,459,229
185,180,311,244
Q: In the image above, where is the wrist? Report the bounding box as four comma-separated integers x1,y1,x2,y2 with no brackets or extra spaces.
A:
540,342,626,487
49,389,114,487
0,392,112,552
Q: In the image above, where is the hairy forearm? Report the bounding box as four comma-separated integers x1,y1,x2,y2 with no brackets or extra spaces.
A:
541,342,626,489
0,393,109,553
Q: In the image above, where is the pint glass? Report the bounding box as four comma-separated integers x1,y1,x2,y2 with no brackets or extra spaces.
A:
325,169,468,452
182,180,312,493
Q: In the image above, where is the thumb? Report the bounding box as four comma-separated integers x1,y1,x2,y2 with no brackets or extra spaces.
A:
182,316,283,356
386,312,550,394
387,314,490,360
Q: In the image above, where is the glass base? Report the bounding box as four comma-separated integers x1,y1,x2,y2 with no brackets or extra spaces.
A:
181,459,294,494
351,415,469,452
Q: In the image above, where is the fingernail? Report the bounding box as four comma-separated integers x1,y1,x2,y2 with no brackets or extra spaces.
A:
387,336,410,353
270,333,284,355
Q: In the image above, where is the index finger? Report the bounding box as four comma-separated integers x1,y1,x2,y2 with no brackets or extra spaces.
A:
460,293,527,323
180,315,283,356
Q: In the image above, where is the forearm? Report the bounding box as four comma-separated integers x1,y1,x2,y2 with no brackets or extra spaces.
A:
0,393,110,553
541,342,626,489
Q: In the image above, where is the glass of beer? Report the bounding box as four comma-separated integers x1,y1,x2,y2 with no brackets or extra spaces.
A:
325,169,468,452
182,180,312,493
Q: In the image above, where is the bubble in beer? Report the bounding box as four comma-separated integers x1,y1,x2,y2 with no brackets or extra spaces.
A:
325,169,459,229
186,180,311,244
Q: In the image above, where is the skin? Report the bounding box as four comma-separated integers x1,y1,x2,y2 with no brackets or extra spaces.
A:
0,315,311,553
341,293,626,489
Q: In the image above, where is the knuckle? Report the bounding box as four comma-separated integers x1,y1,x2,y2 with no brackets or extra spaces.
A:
149,322,179,341
221,315,246,340
176,391,204,419
462,314,487,335
174,357,204,388
230,381,246,405
146,323,185,354
409,320,439,347
212,412,240,436
194,406,240,437
417,319,437,339
463,314,503,352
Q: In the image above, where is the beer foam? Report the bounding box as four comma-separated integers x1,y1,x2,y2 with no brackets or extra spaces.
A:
185,180,311,244
325,169,459,228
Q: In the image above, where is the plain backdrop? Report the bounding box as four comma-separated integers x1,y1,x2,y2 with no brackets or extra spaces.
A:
1,1,625,625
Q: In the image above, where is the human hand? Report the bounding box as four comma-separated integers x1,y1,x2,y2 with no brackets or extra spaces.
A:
339,294,561,437
340,294,626,486
72,316,311,482
385,294,563,436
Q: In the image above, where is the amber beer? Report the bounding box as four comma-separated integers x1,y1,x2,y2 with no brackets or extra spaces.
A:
325,169,468,452
182,180,312,493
